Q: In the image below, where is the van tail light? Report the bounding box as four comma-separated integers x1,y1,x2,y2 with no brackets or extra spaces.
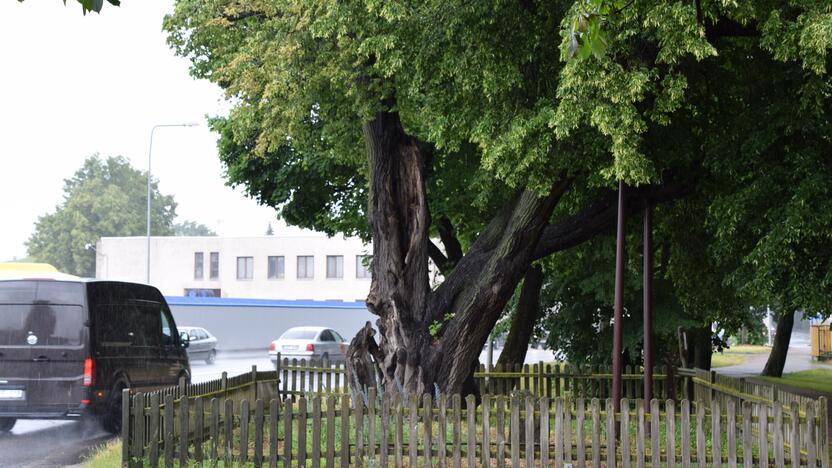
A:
83,358,95,387
306,343,315,352
268,342,276,352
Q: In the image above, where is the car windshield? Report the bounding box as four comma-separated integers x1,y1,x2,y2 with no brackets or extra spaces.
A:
280,329,318,340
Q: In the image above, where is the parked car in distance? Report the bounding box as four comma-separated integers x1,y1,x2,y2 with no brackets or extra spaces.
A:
268,326,347,367
0,278,190,434
179,326,218,364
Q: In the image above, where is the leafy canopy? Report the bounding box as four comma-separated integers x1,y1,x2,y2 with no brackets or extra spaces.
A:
164,0,832,355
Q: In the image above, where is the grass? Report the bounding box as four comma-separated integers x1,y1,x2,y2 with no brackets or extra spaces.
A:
724,344,771,354
758,368,832,395
84,439,121,468
711,354,747,368
711,344,771,368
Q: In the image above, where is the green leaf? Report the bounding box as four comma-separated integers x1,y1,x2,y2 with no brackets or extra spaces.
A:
590,32,607,59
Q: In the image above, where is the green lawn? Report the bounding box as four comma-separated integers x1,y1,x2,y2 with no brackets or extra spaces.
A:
724,344,771,354
711,353,746,368
758,368,832,395
84,439,121,468
711,344,770,368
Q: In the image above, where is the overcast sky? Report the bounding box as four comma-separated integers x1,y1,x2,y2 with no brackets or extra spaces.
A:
0,1,288,261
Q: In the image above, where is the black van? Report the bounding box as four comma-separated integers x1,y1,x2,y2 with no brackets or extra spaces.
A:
0,279,190,433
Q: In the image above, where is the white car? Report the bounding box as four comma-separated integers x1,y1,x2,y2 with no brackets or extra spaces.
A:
178,326,219,364
268,326,348,367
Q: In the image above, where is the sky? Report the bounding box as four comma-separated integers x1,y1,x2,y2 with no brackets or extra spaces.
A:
0,1,289,261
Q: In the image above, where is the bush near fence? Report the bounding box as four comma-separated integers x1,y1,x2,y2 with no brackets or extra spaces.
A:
121,358,830,467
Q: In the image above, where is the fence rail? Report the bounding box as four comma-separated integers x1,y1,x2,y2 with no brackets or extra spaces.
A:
121,360,830,467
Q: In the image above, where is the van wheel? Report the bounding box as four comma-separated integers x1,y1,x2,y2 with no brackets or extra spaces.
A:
205,350,216,364
102,384,125,434
0,418,16,432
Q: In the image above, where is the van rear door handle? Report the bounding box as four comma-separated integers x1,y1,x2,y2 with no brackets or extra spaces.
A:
33,356,50,362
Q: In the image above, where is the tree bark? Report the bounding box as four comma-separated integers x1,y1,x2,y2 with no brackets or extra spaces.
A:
496,265,545,368
430,182,568,393
761,309,796,377
362,106,432,396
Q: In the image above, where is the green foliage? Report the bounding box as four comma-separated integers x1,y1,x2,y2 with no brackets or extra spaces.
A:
429,312,455,338
173,220,216,236
26,155,177,277
164,0,832,358
540,228,701,367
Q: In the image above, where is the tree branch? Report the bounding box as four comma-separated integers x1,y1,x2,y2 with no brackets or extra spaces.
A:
533,174,692,260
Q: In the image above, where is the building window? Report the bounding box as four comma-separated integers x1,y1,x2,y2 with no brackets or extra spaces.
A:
356,255,371,279
210,252,219,279
236,256,253,280
297,256,314,279
326,255,344,279
268,256,285,279
194,252,204,280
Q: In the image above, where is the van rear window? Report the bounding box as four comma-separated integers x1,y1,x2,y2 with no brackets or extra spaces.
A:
0,281,84,305
0,304,84,346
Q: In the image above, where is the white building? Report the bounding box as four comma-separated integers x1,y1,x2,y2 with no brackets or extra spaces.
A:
95,233,372,301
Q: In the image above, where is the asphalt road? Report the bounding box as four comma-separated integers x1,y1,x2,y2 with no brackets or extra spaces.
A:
0,419,110,468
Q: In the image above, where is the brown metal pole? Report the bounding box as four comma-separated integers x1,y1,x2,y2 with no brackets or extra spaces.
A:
612,180,625,413
643,205,653,403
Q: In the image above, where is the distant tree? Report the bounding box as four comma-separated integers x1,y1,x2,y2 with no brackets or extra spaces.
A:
27,155,177,277
173,220,216,236
265,222,274,236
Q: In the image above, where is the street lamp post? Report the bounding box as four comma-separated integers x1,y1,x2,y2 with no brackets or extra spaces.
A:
147,123,198,284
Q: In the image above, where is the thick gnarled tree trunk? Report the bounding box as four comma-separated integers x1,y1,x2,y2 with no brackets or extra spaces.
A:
349,107,689,397
362,107,432,395
351,108,569,396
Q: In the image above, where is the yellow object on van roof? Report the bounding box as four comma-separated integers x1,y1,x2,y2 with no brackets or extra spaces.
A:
0,263,80,281
0,263,59,273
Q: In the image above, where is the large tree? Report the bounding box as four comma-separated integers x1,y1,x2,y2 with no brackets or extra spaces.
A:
28,155,182,277
165,1,831,393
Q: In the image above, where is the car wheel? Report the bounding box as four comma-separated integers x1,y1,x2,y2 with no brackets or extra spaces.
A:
102,383,126,434
0,417,16,432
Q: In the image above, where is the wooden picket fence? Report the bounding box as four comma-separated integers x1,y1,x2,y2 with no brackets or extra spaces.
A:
270,356,685,400
121,360,830,467
123,389,828,467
